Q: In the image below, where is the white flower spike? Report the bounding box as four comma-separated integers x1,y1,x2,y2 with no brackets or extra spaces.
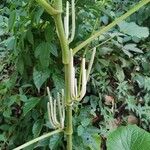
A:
69,48,96,102
64,0,76,42
47,87,65,129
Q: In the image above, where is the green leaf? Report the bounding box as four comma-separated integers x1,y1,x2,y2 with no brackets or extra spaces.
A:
115,64,125,82
32,119,43,138
45,24,54,43
16,55,24,75
52,73,64,90
0,134,6,142
26,29,34,45
33,68,49,92
35,42,51,68
3,108,11,118
82,131,101,150
81,118,91,127
49,134,62,150
99,47,113,55
118,21,149,38
133,75,145,88
8,10,16,31
23,97,40,116
33,7,44,24
77,125,84,136
98,59,109,66
89,134,101,150
50,44,58,57
123,44,143,53
107,125,150,150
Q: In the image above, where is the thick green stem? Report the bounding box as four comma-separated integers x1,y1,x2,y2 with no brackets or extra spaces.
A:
53,1,73,149
54,15,70,64
35,0,61,15
65,65,73,150
73,0,150,54
13,129,63,150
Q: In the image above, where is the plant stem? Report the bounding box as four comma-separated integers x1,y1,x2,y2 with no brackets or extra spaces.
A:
53,1,73,149
13,129,63,150
54,15,70,64
35,0,61,15
65,64,73,150
73,0,150,54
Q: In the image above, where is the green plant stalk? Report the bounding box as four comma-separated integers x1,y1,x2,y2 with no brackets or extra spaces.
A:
35,0,61,15
73,0,150,54
53,1,73,150
13,129,63,150
54,15,70,64
65,64,73,150
53,0,62,11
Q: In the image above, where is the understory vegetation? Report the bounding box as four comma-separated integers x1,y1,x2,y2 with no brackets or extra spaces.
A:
0,0,150,149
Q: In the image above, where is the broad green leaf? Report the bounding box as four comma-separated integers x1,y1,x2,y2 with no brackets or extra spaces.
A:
26,29,34,45
1,36,16,50
50,44,58,57
98,59,109,66
0,28,5,36
33,7,44,24
133,75,145,88
23,97,40,116
45,24,54,43
16,55,24,75
52,73,64,90
35,42,51,68
77,125,84,136
89,134,101,150
115,64,125,82
0,134,6,142
99,47,113,55
118,21,149,38
3,108,11,118
82,131,101,150
8,10,16,31
32,119,43,138
81,118,91,127
107,125,150,150
49,134,62,150
33,68,49,92
123,44,143,53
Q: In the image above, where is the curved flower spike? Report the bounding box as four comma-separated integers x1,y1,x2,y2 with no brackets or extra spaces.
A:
69,49,86,101
64,1,70,39
69,48,96,102
69,0,76,43
86,47,96,81
77,58,86,100
47,87,65,129
64,0,76,42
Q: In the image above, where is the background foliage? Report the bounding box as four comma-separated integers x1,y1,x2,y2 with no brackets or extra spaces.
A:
0,0,150,149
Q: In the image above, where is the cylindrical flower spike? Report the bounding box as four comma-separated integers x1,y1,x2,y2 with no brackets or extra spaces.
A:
69,0,76,43
47,87,65,129
86,47,96,81
53,99,61,127
69,49,76,99
74,78,78,98
69,48,96,102
47,102,56,128
57,92,63,125
47,87,57,127
64,1,70,39
76,58,87,101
